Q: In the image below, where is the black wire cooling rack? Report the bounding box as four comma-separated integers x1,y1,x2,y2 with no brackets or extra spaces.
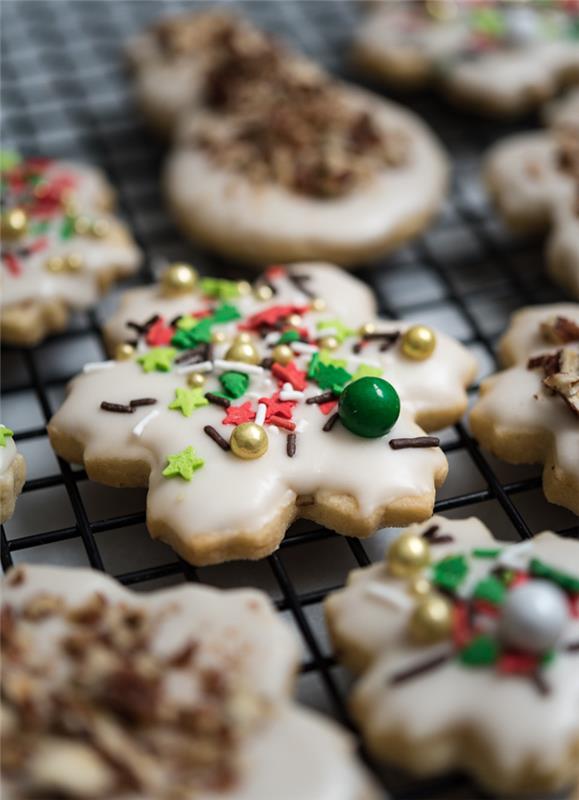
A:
1,2,578,799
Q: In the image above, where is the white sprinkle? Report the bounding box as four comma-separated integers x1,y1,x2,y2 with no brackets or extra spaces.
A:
213,359,263,375
296,419,309,433
132,408,160,437
255,403,267,427
365,583,413,611
265,331,281,346
291,342,318,355
176,360,213,375
348,354,381,368
83,360,115,373
280,389,305,401
498,540,534,571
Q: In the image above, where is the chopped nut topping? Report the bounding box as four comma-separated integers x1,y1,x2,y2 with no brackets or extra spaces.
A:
540,315,579,344
153,11,242,57
1,590,265,798
528,338,579,418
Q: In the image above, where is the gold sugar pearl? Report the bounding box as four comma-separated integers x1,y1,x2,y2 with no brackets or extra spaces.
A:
318,335,339,352
311,297,326,312
230,423,269,460
45,255,66,273
286,313,302,328
187,372,206,388
271,344,293,366
401,325,436,361
115,342,135,361
73,216,91,236
1,208,28,241
64,253,84,272
161,263,198,296
387,532,431,578
409,593,453,644
425,0,458,22
90,219,110,238
225,341,260,365
359,322,376,337
234,332,252,345
211,330,226,344
255,284,273,301
408,577,432,598
237,280,252,296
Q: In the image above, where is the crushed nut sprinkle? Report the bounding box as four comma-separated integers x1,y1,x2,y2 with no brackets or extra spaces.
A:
540,315,579,344
1,590,264,798
528,342,579,418
182,16,409,198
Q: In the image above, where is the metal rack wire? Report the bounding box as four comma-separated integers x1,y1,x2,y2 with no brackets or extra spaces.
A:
1,2,578,798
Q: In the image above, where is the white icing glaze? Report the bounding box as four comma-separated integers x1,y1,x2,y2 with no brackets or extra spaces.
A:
167,86,447,258
472,303,579,497
326,516,579,785
48,264,478,562
0,159,141,310
0,427,16,474
2,565,379,800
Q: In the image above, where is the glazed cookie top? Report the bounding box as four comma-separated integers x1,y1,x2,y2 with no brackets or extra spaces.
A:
0,424,16,474
0,153,141,311
326,516,579,775
49,263,475,563
2,563,298,798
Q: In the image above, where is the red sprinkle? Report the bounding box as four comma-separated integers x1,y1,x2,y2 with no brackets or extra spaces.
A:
272,362,307,391
319,399,338,415
2,252,22,276
240,304,308,332
498,651,540,675
258,391,296,421
146,317,174,346
265,265,286,280
223,402,255,426
452,602,473,649
268,416,296,431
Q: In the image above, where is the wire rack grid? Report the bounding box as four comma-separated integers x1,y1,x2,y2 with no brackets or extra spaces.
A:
1,2,578,799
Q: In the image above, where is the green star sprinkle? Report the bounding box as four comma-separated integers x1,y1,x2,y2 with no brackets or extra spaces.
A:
352,363,383,382
314,362,352,392
137,347,176,373
319,350,348,369
172,318,213,349
220,371,249,399
460,635,500,667
169,387,209,417
200,277,241,301
162,446,204,480
0,426,14,447
317,318,354,343
212,303,241,324
176,315,199,332
473,576,506,606
432,554,468,592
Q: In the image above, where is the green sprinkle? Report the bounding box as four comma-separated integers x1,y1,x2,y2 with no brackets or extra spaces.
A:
0,426,14,447
200,277,240,301
60,215,76,240
168,387,208,417
460,635,500,667
137,347,176,373
316,318,354,343
176,315,198,332
0,150,21,171
212,303,241,324
219,371,249,399
318,350,348,369
432,554,468,592
172,318,213,348
307,352,320,379
162,446,204,480
278,330,301,344
352,363,383,382
473,576,506,606
472,548,502,559
530,558,579,594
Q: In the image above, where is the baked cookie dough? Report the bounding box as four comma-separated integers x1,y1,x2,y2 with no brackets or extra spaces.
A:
2,563,379,800
470,304,579,515
1,153,142,346
48,262,477,566
325,515,579,796
354,1,579,117
0,424,25,524
486,89,579,298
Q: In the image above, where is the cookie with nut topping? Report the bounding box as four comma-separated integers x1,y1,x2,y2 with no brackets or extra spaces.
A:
2,563,380,800
0,424,25,524
325,515,579,796
47,262,476,566
470,303,579,515
0,153,142,346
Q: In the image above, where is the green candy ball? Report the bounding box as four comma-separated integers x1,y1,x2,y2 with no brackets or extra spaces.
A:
338,377,400,438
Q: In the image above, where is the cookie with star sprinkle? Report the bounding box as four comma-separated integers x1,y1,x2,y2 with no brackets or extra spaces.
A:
2,564,380,800
0,153,142,346
325,515,579,796
47,261,476,566
353,1,579,117
0,424,25,524
470,303,579,515
486,89,579,298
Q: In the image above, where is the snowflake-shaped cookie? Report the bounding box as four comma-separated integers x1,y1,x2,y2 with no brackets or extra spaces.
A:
2,564,379,800
486,89,579,298
354,2,579,116
48,262,476,565
470,303,579,515
0,424,25,524
325,515,579,796
1,153,141,345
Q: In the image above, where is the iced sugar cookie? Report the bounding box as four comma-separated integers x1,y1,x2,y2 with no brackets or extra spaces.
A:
48,262,476,566
1,154,142,346
470,304,579,514
148,13,448,266
354,2,579,117
2,564,379,800
0,424,25,524
325,515,579,795
486,89,579,297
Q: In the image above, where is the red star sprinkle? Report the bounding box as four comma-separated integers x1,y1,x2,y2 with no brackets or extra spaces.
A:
258,391,296,421
240,305,308,332
265,265,286,280
223,402,255,426
146,317,174,347
272,362,307,391
498,652,540,675
319,399,338,415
